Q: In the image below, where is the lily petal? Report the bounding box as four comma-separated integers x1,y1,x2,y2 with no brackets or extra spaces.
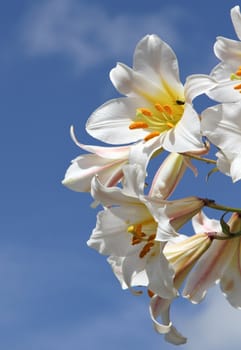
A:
220,238,241,308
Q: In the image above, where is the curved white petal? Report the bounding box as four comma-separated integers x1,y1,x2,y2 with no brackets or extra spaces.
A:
162,104,204,153
201,103,241,154
145,252,177,298
121,250,149,289
121,164,146,197
231,5,241,41
86,97,148,144
91,175,140,207
107,256,128,289
229,153,241,182
220,238,241,308
110,62,164,98
192,211,221,234
87,208,133,256
214,36,241,63
133,34,183,97
149,295,187,344
184,74,218,103
70,126,130,159
62,154,126,192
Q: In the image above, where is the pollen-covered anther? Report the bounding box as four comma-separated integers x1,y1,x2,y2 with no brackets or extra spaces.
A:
144,131,160,142
234,83,241,90
147,289,155,298
163,105,173,115
129,121,149,129
154,103,164,112
138,108,153,117
235,66,241,76
139,242,155,258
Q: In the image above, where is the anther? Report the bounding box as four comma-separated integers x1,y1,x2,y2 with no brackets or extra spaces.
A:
144,131,160,142
154,103,164,112
234,83,241,90
147,289,155,298
129,121,149,129
139,108,153,117
148,234,156,241
139,242,154,258
163,105,173,115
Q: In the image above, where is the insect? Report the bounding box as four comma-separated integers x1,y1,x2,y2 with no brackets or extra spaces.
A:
176,99,185,105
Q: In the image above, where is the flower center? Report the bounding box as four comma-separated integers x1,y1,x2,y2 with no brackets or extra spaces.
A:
231,66,241,92
129,100,185,141
127,223,157,258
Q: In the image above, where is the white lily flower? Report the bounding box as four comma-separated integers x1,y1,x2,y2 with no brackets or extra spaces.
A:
183,211,241,309
186,6,241,103
201,102,241,182
88,164,205,298
62,126,130,192
86,35,207,157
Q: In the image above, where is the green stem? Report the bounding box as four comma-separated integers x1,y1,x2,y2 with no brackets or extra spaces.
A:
204,199,241,214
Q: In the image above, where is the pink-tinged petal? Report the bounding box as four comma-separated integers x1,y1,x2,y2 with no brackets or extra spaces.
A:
184,74,218,103
86,97,148,144
183,239,237,303
62,154,126,192
148,152,187,199
192,211,221,235
133,35,183,97
162,104,204,153
220,238,241,308
149,295,187,344
70,126,130,159
231,6,241,41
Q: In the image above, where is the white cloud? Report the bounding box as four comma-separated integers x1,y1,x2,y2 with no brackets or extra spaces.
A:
19,0,187,72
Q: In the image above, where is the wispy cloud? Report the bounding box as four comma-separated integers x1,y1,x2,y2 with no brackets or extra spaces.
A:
19,0,187,72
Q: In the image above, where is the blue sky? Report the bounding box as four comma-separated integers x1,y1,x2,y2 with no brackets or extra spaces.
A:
1,0,241,349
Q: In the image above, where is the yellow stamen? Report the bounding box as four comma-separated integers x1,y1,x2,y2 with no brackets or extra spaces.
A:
144,131,160,142
166,122,174,128
129,121,149,129
236,70,241,76
234,83,241,90
139,108,153,116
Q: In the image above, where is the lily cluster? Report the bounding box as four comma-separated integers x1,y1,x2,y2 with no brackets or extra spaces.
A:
62,6,241,345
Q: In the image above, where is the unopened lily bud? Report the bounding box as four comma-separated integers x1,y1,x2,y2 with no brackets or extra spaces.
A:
167,197,205,231
149,153,186,199
164,233,212,288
